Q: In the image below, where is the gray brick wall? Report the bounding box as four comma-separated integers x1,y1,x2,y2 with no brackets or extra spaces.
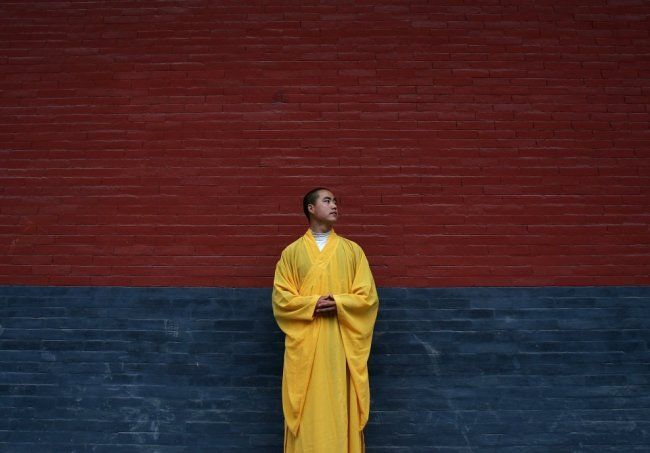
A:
1,286,648,452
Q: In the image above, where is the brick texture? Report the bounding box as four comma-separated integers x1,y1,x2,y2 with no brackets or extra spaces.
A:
1,1,649,287
1,285,649,451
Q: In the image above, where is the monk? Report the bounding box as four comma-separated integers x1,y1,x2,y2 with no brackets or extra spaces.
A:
272,187,379,452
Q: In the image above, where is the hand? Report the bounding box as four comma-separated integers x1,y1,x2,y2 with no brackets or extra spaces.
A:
313,293,337,318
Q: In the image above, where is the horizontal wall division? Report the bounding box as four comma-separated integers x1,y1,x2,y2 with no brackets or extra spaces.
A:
1,285,648,451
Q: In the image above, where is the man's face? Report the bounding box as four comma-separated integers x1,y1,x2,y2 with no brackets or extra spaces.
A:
309,190,339,225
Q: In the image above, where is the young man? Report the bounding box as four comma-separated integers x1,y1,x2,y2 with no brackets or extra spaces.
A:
272,187,379,453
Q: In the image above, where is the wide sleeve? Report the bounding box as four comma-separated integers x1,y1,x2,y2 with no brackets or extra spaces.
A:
271,248,322,436
332,246,379,431
272,250,319,331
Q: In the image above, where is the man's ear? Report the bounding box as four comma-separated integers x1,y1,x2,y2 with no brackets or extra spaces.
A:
308,204,315,214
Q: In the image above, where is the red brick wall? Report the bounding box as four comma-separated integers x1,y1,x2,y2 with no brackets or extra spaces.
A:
1,1,649,287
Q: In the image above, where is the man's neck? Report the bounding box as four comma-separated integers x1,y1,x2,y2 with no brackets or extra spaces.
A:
309,222,332,234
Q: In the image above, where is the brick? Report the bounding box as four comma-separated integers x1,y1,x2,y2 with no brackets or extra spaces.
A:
0,1,649,289
2,285,648,449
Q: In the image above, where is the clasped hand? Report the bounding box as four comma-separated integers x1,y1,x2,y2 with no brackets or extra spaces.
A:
313,293,337,318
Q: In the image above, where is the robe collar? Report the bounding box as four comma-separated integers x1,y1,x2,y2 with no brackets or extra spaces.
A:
303,227,339,264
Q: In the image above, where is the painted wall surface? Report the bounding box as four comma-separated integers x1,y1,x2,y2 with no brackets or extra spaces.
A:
1,285,649,451
1,3,649,451
1,1,649,288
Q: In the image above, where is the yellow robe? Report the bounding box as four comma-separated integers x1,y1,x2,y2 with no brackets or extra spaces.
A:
272,228,379,453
